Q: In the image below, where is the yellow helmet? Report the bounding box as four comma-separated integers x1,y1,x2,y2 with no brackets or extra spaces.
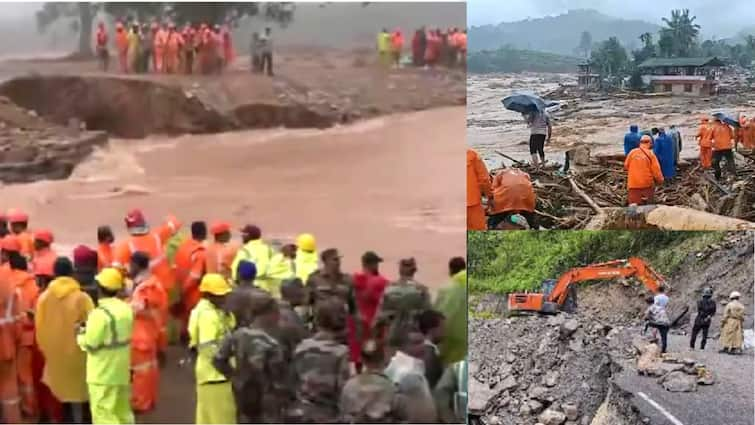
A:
199,273,231,296
96,268,125,291
296,233,316,252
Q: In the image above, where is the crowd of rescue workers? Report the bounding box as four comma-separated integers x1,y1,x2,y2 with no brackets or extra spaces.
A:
467,110,755,230
92,19,467,77
0,208,467,424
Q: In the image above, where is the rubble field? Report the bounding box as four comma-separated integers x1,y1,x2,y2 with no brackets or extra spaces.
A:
494,152,755,230
469,233,754,425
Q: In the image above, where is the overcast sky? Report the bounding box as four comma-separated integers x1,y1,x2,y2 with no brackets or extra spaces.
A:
468,0,754,39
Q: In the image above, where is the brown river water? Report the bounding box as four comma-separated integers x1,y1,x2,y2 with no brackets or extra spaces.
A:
1,107,465,286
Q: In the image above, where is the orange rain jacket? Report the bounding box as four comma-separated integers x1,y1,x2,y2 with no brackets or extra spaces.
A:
697,122,713,148
490,169,536,214
112,217,180,294
130,274,168,412
624,144,664,189
711,121,734,151
466,149,492,207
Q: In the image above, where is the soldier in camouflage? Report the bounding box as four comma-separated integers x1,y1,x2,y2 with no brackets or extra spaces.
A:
376,257,432,345
213,291,292,423
305,248,361,366
287,298,351,423
276,277,311,363
339,339,408,423
226,260,270,328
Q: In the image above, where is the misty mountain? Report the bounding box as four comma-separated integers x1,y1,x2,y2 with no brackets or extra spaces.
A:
469,9,661,56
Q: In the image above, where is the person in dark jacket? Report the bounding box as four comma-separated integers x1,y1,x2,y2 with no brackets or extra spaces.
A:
417,309,445,389
690,287,717,350
624,124,641,155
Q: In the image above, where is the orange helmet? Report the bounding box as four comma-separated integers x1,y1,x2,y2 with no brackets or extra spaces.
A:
33,229,54,244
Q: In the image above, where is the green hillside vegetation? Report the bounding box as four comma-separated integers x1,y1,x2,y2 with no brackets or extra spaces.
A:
468,46,581,74
469,9,660,55
468,231,726,294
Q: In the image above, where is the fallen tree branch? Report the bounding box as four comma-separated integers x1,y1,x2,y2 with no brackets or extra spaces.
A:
569,177,603,213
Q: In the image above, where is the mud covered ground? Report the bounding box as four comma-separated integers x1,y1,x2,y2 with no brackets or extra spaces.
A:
469,232,754,425
469,72,755,228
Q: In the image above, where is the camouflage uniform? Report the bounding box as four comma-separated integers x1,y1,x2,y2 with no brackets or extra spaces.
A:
339,371,408,423
287,332,351,423
226,284,270,326
213,325,291,423
376,278,432,342
276,300,310,363
306,269,360,342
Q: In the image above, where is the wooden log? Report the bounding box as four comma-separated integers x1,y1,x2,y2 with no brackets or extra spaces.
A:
569,177,603,213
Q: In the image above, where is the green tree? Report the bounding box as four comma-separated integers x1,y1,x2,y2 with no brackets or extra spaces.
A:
36,3,100,57
36,2,295,57
633,32,656,64
577,30,593,58
659,9,701,57
590,36,629,76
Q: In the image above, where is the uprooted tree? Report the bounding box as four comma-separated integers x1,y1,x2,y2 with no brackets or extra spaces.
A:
36,2,296,58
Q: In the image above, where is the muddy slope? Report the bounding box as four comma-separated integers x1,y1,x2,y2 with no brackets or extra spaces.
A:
0,95,107,183
0,76,233,138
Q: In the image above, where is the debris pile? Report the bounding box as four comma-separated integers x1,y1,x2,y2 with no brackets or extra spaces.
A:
469,314,634,425
634,338,716,391
0,95,107,183
496,154,755,229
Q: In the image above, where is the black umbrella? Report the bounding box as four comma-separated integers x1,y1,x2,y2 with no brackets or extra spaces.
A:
502,93,546,113
712,112,741,128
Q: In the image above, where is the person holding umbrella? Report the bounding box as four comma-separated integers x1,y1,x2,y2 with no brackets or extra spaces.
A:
502,94,552,167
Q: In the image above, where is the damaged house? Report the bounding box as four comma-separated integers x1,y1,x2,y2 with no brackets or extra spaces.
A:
638,57,725,96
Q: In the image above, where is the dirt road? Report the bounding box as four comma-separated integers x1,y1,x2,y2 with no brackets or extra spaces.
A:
615,332,754,425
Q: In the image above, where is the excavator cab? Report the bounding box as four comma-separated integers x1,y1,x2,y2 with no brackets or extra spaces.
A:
507,280,562,314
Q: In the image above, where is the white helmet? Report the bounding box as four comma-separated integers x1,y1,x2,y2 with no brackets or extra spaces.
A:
729,291,741,300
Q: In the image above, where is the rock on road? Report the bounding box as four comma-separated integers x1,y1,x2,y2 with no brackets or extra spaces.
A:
614,332,754,425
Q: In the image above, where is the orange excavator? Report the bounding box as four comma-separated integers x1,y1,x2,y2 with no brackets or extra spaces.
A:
507,257,666,314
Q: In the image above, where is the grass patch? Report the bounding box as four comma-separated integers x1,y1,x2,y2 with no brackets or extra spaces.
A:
469,231,726,295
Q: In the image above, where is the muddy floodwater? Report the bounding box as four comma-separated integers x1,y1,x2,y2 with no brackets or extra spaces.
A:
1,107,464,285
468,72,755,167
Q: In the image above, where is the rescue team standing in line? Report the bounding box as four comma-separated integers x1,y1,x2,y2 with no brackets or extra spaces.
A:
96,19,237,75
376,27,467,70
0,208,467,424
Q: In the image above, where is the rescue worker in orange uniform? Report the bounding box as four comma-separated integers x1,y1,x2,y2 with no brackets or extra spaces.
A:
182,24,197,74
0,244,22,424
95,21,109,72
742,117,755,150
466,149,492,230
696,117,713,169
173,221,207,342
221,24,234,69
7,210,33,260
164,23,183,74
31,230,57,281
710,117,736,181
115,22,129,73
112,209,180,298
7,249,39,421
390,28,404,68
97,225,115,272
154,22,168,73
624,135,664,205
204,222,237,280
488,169,536,230
128,251,168,413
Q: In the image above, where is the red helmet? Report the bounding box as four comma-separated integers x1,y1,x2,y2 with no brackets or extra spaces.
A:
125,209,146,228
7,209,28,223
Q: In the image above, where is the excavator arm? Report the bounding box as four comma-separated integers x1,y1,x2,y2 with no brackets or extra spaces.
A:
508,257,665,314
